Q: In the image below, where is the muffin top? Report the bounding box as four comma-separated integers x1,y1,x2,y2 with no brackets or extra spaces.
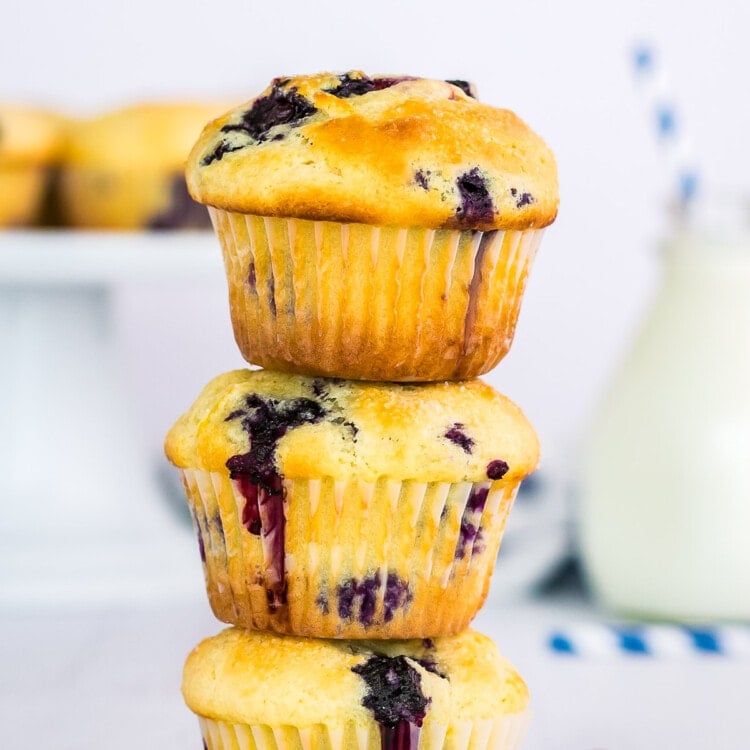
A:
182,627,528,726
165,369,539,484
186,72,558,231
62,102,230,170
0,106,63,167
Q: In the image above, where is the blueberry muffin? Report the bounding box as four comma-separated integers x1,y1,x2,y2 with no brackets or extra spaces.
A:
0,106,63,227
186,72,558,381
58,102,227,229
183,627,530,750
164,369,539,638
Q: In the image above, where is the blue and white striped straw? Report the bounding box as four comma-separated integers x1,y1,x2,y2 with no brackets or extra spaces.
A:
549,623,750,658
632,43,700,211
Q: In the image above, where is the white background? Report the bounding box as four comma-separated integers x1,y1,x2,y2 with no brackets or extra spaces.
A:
4,0,749,469
3,3,750,748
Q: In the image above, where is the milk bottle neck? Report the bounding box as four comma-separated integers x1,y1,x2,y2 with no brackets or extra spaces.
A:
659,196,750,287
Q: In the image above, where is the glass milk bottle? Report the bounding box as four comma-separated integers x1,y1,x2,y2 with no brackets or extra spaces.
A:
580,198,750,620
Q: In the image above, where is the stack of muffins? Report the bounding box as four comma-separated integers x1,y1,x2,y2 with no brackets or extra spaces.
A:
165,72,558,750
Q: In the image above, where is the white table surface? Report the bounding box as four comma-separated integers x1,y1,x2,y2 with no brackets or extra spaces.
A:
2,589,748,750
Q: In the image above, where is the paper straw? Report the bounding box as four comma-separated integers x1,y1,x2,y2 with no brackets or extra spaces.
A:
549,623,750,658
632,43,700,212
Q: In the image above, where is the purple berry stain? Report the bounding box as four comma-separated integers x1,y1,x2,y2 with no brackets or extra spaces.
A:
225,394,327,610
212,511,225,541
202,81,317,165
510,187,535,208
415,657,446,679
414,170,430,190
456,168,494,225
486,459,509,480
311,379,328,398
331,572,412,626
190,508,207,563
455,486,489,559
352,654,430,750
200,139,244,166
326,74,413,98
338,575,378,625
267,274,276,316
315,591,329,615
444,422,474,454
462,230,498,356
196,526,206,563
383,573,412,622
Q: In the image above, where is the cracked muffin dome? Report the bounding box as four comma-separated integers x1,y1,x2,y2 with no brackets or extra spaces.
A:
186,72,557,231
165,369,539,484
182,72,558,381
183,627,529,750
165,369,538,639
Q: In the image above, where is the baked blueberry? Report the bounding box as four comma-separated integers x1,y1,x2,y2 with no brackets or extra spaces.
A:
510,187,535,208
221,84,317,142
456,168,494,225
383,573,413,622
444,423,474,454
352,653,430,749
445,79,477,98
200,139,245,166
486,459,510,480
328,572,412,626
326,73,412,98
202,83,317,165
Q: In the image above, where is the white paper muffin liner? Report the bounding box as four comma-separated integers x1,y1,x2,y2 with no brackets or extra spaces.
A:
209,209,543,381
180,468,521,638
197,711,530,750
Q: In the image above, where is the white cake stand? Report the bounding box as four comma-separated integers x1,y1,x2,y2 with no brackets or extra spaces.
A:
0,230,222,607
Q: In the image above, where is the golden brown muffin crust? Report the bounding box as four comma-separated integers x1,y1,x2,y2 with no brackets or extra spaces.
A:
165,369,540,483
182,628,529,726
186,72,558,230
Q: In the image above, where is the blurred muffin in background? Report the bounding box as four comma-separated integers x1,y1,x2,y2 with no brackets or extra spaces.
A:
0,106,64,227
59,102,228,229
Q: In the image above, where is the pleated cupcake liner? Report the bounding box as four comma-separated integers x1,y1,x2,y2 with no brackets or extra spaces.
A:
197,711,530,750
180,469,521,639
210,209,543,381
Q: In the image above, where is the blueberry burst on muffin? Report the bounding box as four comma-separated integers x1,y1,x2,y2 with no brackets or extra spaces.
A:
188,71,557,230
182,628,530,750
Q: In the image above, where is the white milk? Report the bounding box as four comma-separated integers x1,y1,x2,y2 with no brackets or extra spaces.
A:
580,199,750,620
